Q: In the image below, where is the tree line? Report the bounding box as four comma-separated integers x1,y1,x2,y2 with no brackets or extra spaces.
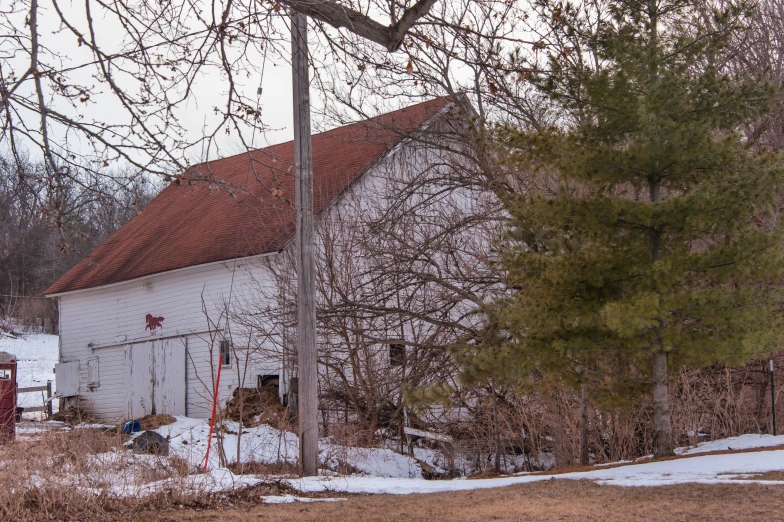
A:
273,0,784,467
0,155,157,332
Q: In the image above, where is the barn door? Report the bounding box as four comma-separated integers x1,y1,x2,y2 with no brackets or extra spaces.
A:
153,338,186,416
124,339,186,419
125,342,154,419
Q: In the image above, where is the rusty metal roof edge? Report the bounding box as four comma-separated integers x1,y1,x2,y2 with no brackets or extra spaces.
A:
44,249,280,299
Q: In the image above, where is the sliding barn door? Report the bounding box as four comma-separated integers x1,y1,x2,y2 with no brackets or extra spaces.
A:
125,342,154,419
154,337,186,416
124,338,186,419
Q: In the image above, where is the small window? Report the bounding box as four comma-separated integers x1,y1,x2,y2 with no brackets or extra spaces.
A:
87,356,100,389
219,340,231,367
389,342,405,367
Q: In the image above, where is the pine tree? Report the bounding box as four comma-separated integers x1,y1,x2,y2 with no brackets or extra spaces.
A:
496,0,784,458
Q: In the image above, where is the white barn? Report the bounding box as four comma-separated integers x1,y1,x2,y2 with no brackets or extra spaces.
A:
45,98,485,423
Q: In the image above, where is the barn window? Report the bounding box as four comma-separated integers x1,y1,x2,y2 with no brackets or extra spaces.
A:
389,342,405,366
219,340,232,367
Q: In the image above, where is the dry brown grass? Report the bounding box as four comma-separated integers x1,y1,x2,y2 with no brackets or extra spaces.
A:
139,414,177,431
511,443,784,477
226,459,299,476
725,470,784,481
393,352,784,473
50,406,92,425
0,426,288,521
155,480,784,522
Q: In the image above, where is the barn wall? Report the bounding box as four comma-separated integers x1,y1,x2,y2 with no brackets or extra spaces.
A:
57,257,282,422
54,106,493,424
232,118,500,428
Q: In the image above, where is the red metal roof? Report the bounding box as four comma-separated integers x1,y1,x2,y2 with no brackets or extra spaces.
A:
46,98,449,295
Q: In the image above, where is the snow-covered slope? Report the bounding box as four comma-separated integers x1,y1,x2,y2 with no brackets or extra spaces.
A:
153,416,425,478
151,417,784,495
676,433,784,455
290,448,784,494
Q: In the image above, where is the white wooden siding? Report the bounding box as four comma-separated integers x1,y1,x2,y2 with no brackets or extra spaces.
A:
54,119,482,423
184,334,259,418
154,338,186,416
125,342,153,419
58,257,281,422
124,338,187,418
86,344,128,420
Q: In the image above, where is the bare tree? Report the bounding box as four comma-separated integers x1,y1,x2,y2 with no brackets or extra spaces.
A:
0,153,156,330
229,108,507,449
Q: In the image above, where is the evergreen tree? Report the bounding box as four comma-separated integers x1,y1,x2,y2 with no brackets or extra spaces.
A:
495,0,784,457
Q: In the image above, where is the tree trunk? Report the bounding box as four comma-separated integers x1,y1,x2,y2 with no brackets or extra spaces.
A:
580,379,590,466
649,177,673,458
491,377,501,474
646,0,673,453
649,175,673,456
757,361,770,428
236,386,243,469
652,351,673,457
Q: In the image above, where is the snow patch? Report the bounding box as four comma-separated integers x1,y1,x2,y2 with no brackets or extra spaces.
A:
153,416,299,470
288,449,784,494
676,434,784,455
261,495,346,504
152,416,425,478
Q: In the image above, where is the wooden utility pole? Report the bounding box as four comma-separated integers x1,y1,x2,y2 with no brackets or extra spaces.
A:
291,10,319,477
286,0,437,478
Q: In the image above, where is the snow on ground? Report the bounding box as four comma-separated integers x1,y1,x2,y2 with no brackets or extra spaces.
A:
321,445,424,478
676,433,784,455
0,333,58,413
153,416,424,478
75,465,271,498
261,495,346,504
15,420,121,441
152,417,784,496
5,339,784,497
13,413,784,498
290,449,784,495
153,416,299,470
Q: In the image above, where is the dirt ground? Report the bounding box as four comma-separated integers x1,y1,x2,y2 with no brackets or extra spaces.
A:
153,479,784,522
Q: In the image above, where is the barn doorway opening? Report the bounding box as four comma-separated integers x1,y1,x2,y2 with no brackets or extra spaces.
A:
257,374,279,390
224,374,285,425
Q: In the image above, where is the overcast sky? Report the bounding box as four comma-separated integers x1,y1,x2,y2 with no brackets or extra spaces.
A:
5,0,345,174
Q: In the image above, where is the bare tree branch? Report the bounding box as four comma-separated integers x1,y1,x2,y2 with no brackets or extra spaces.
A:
282,0,437,51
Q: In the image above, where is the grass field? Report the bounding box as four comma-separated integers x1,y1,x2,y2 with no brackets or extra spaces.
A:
155,480,784,521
